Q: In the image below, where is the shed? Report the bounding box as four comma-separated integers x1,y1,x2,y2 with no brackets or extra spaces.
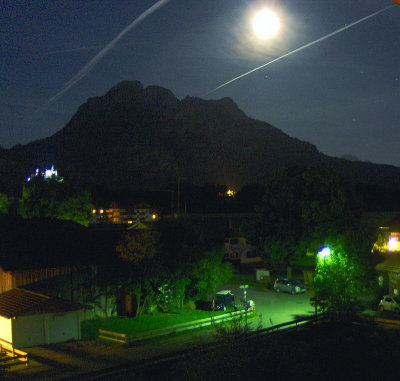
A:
375,255,400,295
0,288,85,348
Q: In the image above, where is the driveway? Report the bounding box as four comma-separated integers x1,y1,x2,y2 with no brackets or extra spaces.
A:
217,283,315,328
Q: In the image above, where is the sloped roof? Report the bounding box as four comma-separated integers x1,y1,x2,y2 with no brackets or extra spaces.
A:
375,255,400,272
127,221,149,230
0,288,85,318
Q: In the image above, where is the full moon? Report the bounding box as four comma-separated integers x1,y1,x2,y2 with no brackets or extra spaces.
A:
252,9,280,38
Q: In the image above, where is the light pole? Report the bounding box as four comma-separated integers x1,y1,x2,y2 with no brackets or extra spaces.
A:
240,284,249,324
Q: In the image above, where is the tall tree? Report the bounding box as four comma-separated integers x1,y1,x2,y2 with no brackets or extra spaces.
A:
156,216,206,308
114,230,159,316
189,248,233,301
19,174,93,226
243,166,362,269
313,244,367,320
0,193,10,214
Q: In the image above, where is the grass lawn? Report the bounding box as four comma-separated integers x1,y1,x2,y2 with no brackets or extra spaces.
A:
82,309,227,339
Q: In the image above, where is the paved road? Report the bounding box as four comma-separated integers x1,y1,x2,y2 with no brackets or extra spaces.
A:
217,283,315,328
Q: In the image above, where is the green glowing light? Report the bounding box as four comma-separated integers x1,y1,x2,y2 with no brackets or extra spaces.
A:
318,246,332,261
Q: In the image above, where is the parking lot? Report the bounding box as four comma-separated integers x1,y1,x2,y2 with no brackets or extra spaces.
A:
217,282,315,328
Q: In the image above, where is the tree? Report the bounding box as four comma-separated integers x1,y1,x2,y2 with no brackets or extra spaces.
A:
114,230,159,316
189,248,233,301
19,174,93,226
243,166,362,270
116,230,157,263
0,192,10,214
155,216,206,309
313,244,367,320
108,217,234,315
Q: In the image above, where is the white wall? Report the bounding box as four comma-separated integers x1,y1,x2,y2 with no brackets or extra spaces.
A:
12,311,80,348
0,316,12,343
12,314,45,347
47,311,80,344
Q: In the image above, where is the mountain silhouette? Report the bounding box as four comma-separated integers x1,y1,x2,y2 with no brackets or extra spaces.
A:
5,80,400,191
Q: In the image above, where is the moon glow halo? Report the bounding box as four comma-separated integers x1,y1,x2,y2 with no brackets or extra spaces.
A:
252,9,280,38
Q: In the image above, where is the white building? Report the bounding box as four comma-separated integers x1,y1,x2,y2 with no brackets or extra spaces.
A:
0,288,85,348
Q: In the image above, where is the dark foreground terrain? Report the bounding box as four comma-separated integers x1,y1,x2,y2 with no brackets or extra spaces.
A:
129,321,400,381
9,320,400,381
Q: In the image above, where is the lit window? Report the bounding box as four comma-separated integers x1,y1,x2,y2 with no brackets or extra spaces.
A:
92,209,96,214
152,214,157,220
100,209,104,214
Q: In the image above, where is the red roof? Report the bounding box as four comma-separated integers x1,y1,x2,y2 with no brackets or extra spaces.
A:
0,288,85,318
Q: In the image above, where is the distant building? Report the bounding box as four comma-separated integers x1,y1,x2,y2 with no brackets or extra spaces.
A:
90,208,158,225
372,216,400,254
224,237,263,265
375,255,400,295
374,216,400,295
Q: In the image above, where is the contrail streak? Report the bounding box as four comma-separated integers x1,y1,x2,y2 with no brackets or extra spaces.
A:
207,4,395,95
44,46,102,55
43,0,170,107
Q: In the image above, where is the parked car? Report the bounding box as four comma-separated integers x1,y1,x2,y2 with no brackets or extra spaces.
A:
215,290,236,311
378,295,400,313
273,278,306,295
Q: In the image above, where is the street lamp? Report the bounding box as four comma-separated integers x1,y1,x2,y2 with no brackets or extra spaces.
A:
318,246,332,261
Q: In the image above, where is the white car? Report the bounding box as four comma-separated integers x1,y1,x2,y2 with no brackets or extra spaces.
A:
273,278,306,295
378,295,400,313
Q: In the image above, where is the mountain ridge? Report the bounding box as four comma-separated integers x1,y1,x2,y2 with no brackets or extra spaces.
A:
4,80,400,191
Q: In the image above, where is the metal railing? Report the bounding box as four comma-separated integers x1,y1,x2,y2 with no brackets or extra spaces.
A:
98,329,128,343
74,313,324,380
0,338,29,367
357,315,400,330
98,309,252,344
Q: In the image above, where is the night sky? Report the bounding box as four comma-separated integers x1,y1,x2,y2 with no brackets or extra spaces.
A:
1,0,399,166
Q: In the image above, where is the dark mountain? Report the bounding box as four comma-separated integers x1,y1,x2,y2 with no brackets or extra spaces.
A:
0,145,31,192
341,154,361,162
5,80,400,191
